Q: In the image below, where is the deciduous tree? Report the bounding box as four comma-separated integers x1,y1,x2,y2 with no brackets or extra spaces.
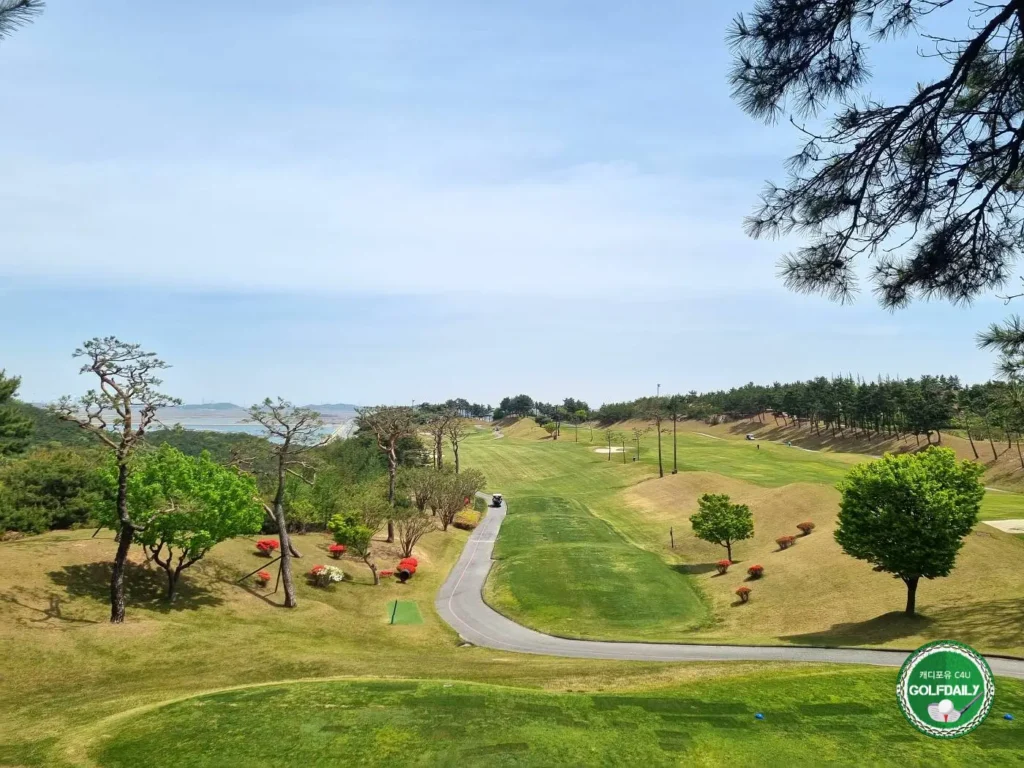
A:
99,445,263,600
392,503,436,559
328,482,389,584
835,447,985,615
689,493,754,562
431,467,485,531
446,418,469,473
357,405,416,542
245,398,326,608
52,337,180,623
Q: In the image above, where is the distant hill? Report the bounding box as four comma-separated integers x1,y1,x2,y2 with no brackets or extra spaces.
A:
177,402,240,411
304,403,358,413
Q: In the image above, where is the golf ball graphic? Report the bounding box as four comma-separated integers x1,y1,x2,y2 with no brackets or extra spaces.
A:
928,699,959,724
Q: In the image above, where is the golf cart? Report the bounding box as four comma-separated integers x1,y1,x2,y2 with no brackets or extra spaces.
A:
491,493,503,508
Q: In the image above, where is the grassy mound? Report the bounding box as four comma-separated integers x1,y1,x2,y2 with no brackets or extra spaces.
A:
92,674,1024,767
619,472,1024,654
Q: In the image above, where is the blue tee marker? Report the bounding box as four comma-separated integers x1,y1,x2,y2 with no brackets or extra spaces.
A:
1004,714,1014,721
755,713,765,720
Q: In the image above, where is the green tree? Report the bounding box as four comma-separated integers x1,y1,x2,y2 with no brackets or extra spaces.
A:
0,446,103,533
731,0,1024,309
328,482,390,584
835,447,985,616
53,337,181,624
0,370,32,456
573,409,588,443
0,0,43,42
98,445,263,600
689,493,754,562
245,398,326,609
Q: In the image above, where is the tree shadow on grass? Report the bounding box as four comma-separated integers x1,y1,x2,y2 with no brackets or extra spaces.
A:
782,599,1024,651
0,592,99,625
782,612,933,647
672,563,719,576
48,561,223,612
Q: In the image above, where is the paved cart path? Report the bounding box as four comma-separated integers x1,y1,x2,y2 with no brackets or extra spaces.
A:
436,495,1024,679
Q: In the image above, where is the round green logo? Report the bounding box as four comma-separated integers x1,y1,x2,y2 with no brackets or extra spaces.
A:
896,641,994,738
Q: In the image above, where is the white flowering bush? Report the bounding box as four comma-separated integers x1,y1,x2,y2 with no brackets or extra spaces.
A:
309,564,345,587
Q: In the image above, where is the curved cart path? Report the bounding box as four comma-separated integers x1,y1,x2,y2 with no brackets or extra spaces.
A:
436,496,1024,680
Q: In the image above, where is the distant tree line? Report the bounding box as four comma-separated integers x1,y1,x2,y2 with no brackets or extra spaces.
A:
595,375,1024,463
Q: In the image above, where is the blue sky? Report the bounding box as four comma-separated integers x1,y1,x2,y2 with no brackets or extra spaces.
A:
0,1,1016,406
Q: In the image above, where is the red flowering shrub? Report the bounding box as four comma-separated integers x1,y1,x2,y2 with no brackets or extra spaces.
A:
256,539,279,556
397,563,417,583
255,570,271,586
310,565,326,576
776,535,796,550
378,569,395,578
735,586,751,603
328,543,347,559
715,559,731,575
797,521,815,536
747,564,764,579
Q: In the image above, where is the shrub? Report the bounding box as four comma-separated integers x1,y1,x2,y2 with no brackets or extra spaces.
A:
735,586,751,603
379,569,395,578
309,564,345,588
256,538,280,556
797,521,815,535
255,570,271,587
776,535,796,550
399,557,418,568
747,564,764,579
397,564,418,583
452,510,479,531
328,543,347,559
715,559,731,575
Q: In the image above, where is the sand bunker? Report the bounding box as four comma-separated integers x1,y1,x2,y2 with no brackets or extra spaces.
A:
594,447,625,454
984,519,1024,534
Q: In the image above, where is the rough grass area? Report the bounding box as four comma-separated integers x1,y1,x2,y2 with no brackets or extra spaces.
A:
92,672,1024,767
461,427,1024,653
0,525,798,766
620,472,1024,656
486,496,708,639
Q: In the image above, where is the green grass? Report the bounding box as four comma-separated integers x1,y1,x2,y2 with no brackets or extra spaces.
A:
387,600,424,625
93,672,1024,767
486,496,708,639
977,490,1024,521
462,425,1024,650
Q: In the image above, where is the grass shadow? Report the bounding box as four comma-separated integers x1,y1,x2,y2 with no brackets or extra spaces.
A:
48,561,224,612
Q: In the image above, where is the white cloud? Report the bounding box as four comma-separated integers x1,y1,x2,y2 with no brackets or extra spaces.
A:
0,152,787,297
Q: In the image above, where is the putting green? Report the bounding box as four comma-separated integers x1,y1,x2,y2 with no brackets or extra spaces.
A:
387,600,423,625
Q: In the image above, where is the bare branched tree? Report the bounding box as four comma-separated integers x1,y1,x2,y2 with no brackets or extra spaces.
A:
51,337,181,623
425,408,455,469
357,405,416,542
731,0,1024,308
245,398,326,608
446,418,470,473
393,504,436,558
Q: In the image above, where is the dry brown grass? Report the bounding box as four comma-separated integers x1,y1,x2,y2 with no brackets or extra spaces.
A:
612,472,1024,655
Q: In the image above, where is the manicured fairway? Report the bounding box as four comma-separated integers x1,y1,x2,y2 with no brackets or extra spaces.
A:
486,496,708,639
93,672,1024,767
461,425,1024,652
